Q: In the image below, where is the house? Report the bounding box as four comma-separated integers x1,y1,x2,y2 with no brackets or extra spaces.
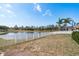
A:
60,26,73,31
74,25,79,30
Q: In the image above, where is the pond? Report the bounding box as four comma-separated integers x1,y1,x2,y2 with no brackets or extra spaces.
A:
0,32,49,40
0,32,51,46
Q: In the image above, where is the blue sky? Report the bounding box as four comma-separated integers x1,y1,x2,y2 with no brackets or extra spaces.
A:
0,3,79,27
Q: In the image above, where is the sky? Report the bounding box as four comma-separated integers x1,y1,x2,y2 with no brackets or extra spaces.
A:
0,3,79,27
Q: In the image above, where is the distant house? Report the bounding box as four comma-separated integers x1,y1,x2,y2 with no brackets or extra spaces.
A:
74,25,79,30
60,26,73,31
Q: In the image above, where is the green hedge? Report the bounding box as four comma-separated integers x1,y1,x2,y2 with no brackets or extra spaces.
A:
72,31,79,44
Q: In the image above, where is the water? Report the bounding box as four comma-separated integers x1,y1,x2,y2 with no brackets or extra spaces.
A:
0,32,50,47
0,32,48,40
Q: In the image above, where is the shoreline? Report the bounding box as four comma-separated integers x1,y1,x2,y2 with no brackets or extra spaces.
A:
0,32,8,35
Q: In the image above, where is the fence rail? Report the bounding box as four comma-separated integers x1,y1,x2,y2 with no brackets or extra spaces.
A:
0,31,73,56
0,31,72,48
0,32,52,47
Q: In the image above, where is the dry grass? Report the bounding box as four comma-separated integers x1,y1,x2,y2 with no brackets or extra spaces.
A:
1,34,79,56
0,38,15,47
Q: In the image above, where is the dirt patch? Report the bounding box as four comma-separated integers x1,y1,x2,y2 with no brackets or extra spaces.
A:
2,34,79,56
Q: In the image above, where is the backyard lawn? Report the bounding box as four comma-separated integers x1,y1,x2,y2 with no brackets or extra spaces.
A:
0,34,78,56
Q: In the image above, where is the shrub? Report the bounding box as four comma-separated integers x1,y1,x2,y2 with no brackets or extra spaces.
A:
72,31,79,44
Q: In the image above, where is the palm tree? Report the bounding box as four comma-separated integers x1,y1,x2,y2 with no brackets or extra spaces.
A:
71,20,76,30
77,22,79,25
62,18,72,26
56,18,63,30
61,18,72,30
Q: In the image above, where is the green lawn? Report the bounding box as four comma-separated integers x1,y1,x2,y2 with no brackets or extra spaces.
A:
0,32,8,35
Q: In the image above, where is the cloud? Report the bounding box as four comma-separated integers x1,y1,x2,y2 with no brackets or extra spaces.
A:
0,4,16,18
6,9,16,17
33,3,42,12
0,6,2,9
0,14,5,17
33,4,52,16
6,9,14,14
5,4,12,8
5,9,16,18
43,9,52,16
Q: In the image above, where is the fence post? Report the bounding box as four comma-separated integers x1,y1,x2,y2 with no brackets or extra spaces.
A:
38,33,39,38
33,33,34,39
15,35,16,44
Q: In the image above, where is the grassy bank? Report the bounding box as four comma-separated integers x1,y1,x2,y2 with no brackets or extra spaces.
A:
0,32,8,35
0,34,79,56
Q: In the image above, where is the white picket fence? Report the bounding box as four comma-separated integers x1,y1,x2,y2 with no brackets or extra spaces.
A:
0,31,73,56
15,31,72,43
14,32,51,43
0,31,73,47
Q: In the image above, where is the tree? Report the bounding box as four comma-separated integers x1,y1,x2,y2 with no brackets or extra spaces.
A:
0,25,9,32
56,18,63,30
62,18,72,26
71,20,76,30
61,18,72,30
46,25,54,31
77,22,79,25
19,25,24,30
14,25,18,30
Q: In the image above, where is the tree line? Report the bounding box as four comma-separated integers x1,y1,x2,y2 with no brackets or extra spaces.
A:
11,24,57,31
0,17,79,32
0,24,57,32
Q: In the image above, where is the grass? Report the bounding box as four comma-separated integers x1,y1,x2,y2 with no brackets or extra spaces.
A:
0,34,79,56
0,32,8,35
0,38,15,50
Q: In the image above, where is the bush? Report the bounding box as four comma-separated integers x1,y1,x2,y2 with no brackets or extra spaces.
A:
72,31,79,44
